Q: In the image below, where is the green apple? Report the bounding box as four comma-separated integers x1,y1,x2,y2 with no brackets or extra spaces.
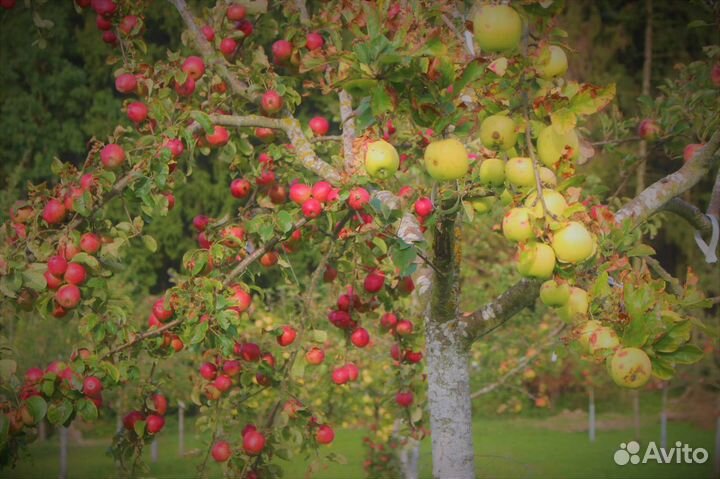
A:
524,189,568,218
537,125,579,167
505,157,535,188
473,4,522,52
609,347,652,388
559,286,589,322
424,138,469,181
535,45,568,79
517,242,556,279
502,207,534,242
471,197,496,214
480,115,518,151
588,326,619,353
551,221,595,263
539,279,570,307
365,140,399,179
478,158,506,186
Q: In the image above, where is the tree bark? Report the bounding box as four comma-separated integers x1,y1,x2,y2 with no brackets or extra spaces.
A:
58,426,68,479
588,387,596,443
178,402,185,457
660,383,668,449
425,214,475,479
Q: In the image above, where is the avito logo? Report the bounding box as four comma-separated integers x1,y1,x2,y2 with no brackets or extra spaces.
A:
614,441,709,466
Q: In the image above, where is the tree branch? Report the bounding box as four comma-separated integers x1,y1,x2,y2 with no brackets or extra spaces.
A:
615,129,720,224
168,0,253,101
707,168,720,218
662,198,713,236
458,279,541,341
339,90,357,172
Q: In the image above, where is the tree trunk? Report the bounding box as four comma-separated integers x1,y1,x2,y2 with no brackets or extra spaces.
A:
58,426,68,479
151,437,159,463
425,214,475,479
660,383,668,449
178,402,185,457
632,390,641,441
588,387,596,442
38,419,47,442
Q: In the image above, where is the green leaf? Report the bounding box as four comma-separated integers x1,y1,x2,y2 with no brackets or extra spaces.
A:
134,419,146,437
22,263,47,291
653,321,692,353
47,399,73,426
622,316,650,348
25,396,47,424
191,111,214,134
100,361,120,382
71,252,100,270
666,344,704,364
627,244,656,257
372,237,388,255
290,360,305,380
188,321,209,345
371,86,392,116
75,398,98,421
142,235,158,253
624,283,654,322
550,109,577,134
569,84,615,115
454,60,484,93
650,355,674,380
391,243,417,277
277,211,294,233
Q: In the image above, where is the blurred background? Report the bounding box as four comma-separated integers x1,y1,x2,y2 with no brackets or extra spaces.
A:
0,1,718,478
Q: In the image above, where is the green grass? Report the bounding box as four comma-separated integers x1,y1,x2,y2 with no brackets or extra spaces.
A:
4,414,715,478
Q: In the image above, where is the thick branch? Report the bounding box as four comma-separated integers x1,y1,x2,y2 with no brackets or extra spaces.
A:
708,169,720,218
615,130,720,224
662,198,713,235
168,0,253,101
458,279,541,341
339,90,356,172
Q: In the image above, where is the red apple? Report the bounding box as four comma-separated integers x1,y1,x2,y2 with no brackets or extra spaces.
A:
323,265,337,283
220,38,238,56
201,25,215,41
206,126,230,146
395,391,414,407
230,286,252,313
175,77,196,96
711,63,720,87
414,197,433,217
302,198,323,218
80,233,102,254
55,284,81,309
193,215,210,232
48,256,69,276
115,73,137,94
43,199,67,225
290,183,312,205
64,263,87,285
96,15,112,31
163,138,184,158
348,187,370,210
395,320,413,336
345,363,359,381
305,347,325,365
146,414,165,434
226,3,246,21
268,184,287,204
235,342,260,362
271,39,292,63
332,366,349,385
199,362,217,380
102,31,118,45
236,19,253,37
363,270,385,293
243,430,266,456
683,143,705,163
82,376,102,397
100,143,125,169
152,298,174,321
306,32,324,51
312,181,332,202
152,393,168,415
213,374,232,392
255,127,275,142
222,360,242,376
123,410,144,431
256,169,276,186
351,327,370,348
212,440,232,462
44,271,62,290
380,312,398,331
309,116,329,136
181,56,205,80
230,178,251,198
92,0,117,16
277,325,297,346
261,90,283,114
25,368,44,384
119,15,138,35
316,425,335,444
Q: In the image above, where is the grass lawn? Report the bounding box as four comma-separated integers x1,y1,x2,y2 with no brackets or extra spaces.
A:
4,414,715,478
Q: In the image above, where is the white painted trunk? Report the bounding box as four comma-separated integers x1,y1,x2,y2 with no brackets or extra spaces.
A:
425,321,475,479
151,437,159,463
58,426,68,479
714,415,720,478
660,384,668,450
588,387,596,442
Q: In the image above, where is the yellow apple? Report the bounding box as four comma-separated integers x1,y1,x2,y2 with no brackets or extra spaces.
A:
473,4,522,52
559,286,589,322
478,158,506,186
424,138,469,181
524,189,568,218
588,326,619,353
471,197,496,214
365,140,399,179
576,320,602,349
479,115,518,151
505,157,535,188
502,207,534,242
539,167,557,187
517,242,556,279
535,45,568,79
551,221,595,263
539,279,570,307
609,347,652,389
537,125,579,167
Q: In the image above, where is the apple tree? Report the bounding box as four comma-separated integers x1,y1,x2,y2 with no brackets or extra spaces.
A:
0,1,718,478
